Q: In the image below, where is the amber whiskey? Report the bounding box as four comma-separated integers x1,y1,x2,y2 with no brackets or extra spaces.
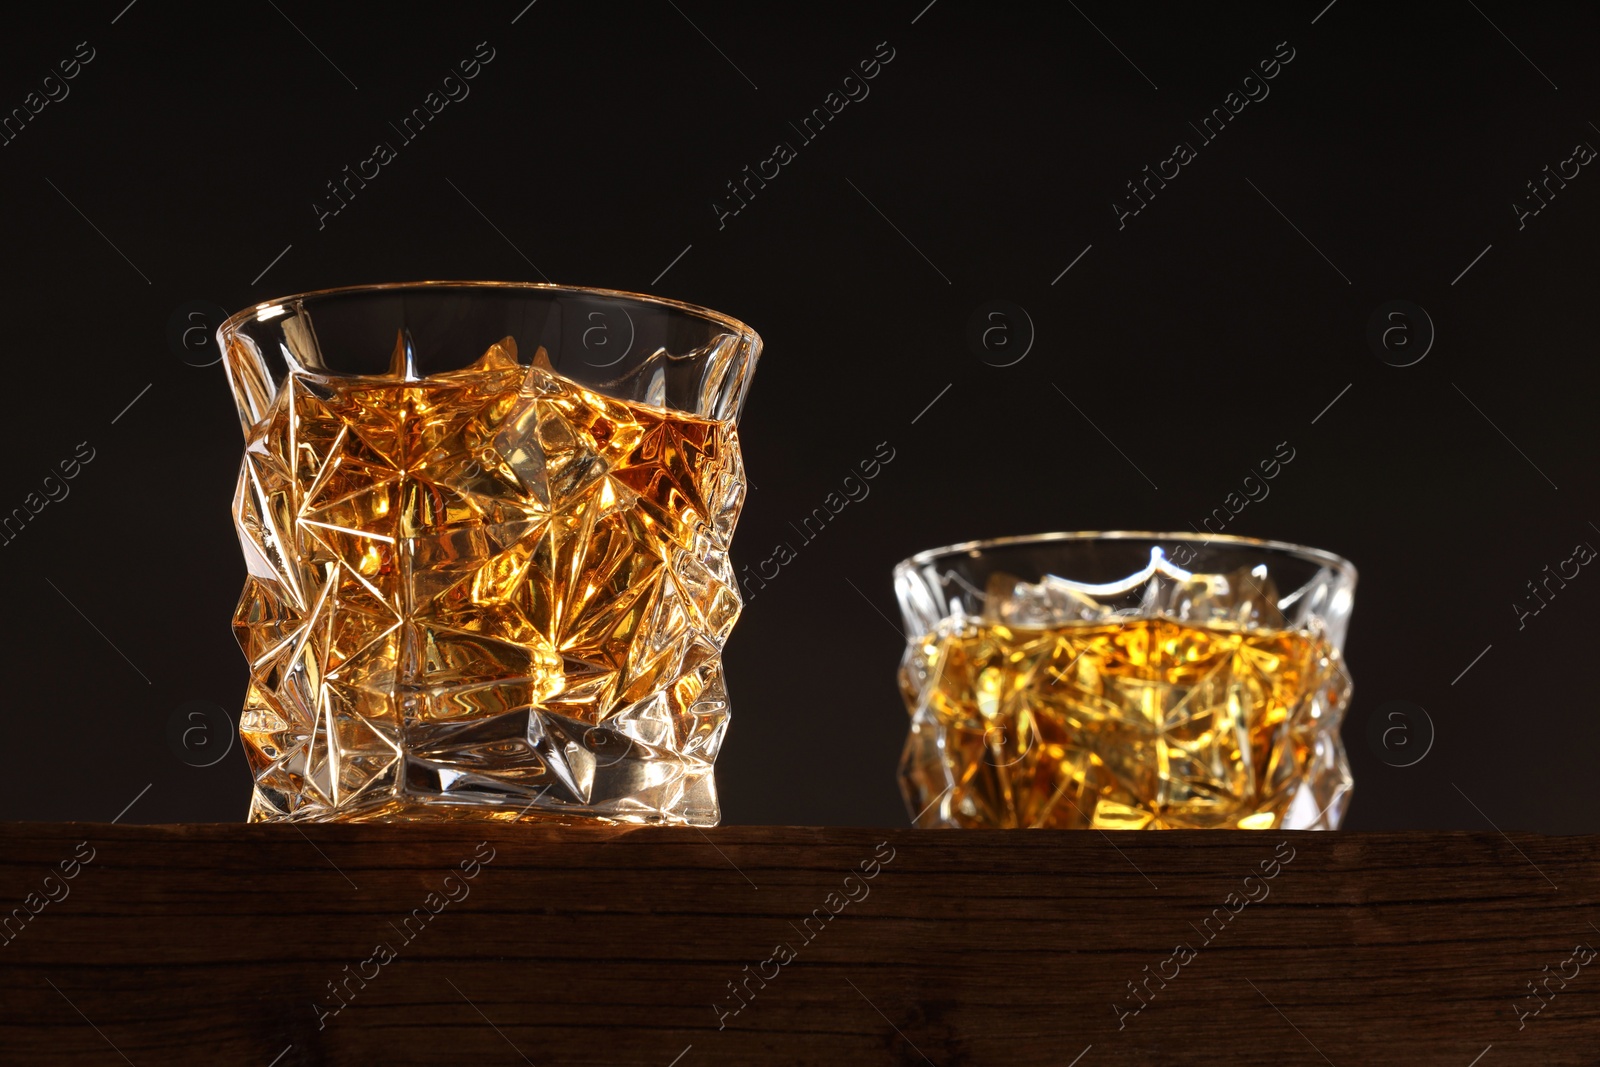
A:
899,616,1347,829
233,339,745,821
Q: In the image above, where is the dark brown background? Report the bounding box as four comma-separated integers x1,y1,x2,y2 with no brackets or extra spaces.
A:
0,2,1595,830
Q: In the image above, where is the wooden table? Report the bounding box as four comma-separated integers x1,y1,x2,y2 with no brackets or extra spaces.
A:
0,824,1593,1064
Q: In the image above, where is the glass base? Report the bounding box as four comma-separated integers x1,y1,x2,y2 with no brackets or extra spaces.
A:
248,755,721,826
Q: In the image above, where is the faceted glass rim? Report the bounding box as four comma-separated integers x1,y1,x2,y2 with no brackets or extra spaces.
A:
217,279,763,352
895,530,1357,585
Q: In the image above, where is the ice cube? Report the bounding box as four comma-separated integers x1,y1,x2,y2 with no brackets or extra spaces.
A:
1160,565,1285,630
983,571,1113,627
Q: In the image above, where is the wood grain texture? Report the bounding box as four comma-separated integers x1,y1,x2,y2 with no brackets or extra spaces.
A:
0,824,1595,1065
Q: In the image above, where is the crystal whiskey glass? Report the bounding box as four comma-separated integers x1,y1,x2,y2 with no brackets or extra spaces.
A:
219,283,761,825
895,532,1356,830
